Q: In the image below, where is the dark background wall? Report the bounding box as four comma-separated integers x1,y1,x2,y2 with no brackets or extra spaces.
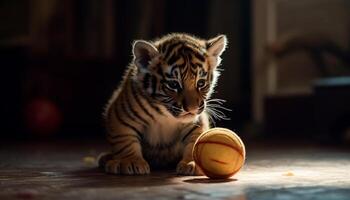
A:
0,0,251,139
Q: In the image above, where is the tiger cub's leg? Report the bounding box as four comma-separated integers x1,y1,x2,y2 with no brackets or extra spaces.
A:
176,114,209,175
99,97,150,175
176,129,204,176
100,134,150,175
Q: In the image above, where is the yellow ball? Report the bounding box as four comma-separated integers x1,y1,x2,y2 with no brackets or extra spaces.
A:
193,128,246,179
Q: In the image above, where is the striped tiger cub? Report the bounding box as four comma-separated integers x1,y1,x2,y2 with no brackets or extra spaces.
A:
99,33,228,175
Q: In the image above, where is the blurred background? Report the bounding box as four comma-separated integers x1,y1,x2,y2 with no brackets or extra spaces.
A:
1,0,349,145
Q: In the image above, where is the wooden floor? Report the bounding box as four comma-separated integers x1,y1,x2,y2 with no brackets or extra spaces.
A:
1,140,350,200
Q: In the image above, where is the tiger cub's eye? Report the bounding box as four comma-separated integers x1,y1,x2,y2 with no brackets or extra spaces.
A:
166,80,181,91
197,79,206,88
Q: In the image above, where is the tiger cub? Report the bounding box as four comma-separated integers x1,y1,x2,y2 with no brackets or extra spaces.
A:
99,33,227,175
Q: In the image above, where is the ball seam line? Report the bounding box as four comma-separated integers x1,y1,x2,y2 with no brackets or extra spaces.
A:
196,141,244,157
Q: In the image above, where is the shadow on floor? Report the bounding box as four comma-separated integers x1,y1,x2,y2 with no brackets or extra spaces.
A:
183,177,237,184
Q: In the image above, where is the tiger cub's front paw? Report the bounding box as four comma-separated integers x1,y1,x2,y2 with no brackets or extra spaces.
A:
176,161,203,176
105,157,150,175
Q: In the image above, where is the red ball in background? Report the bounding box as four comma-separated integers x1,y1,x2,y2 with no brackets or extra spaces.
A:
25,98,63,136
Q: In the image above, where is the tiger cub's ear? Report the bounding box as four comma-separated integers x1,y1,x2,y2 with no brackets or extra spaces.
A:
206,35,227,58
133,40,159,69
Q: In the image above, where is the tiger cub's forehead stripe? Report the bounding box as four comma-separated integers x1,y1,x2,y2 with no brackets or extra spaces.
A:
199,69,208,77
162,42,183,60
165,64,184,82
170,64,179,75
189,65,197,75
168,55,180,66
160,40,205,65
180,45,205,63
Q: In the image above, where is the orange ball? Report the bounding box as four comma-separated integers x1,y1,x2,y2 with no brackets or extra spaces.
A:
193,128,245,179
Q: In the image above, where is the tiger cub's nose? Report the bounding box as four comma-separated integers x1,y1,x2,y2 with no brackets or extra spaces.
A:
183,100,204,114
183,106,199,115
